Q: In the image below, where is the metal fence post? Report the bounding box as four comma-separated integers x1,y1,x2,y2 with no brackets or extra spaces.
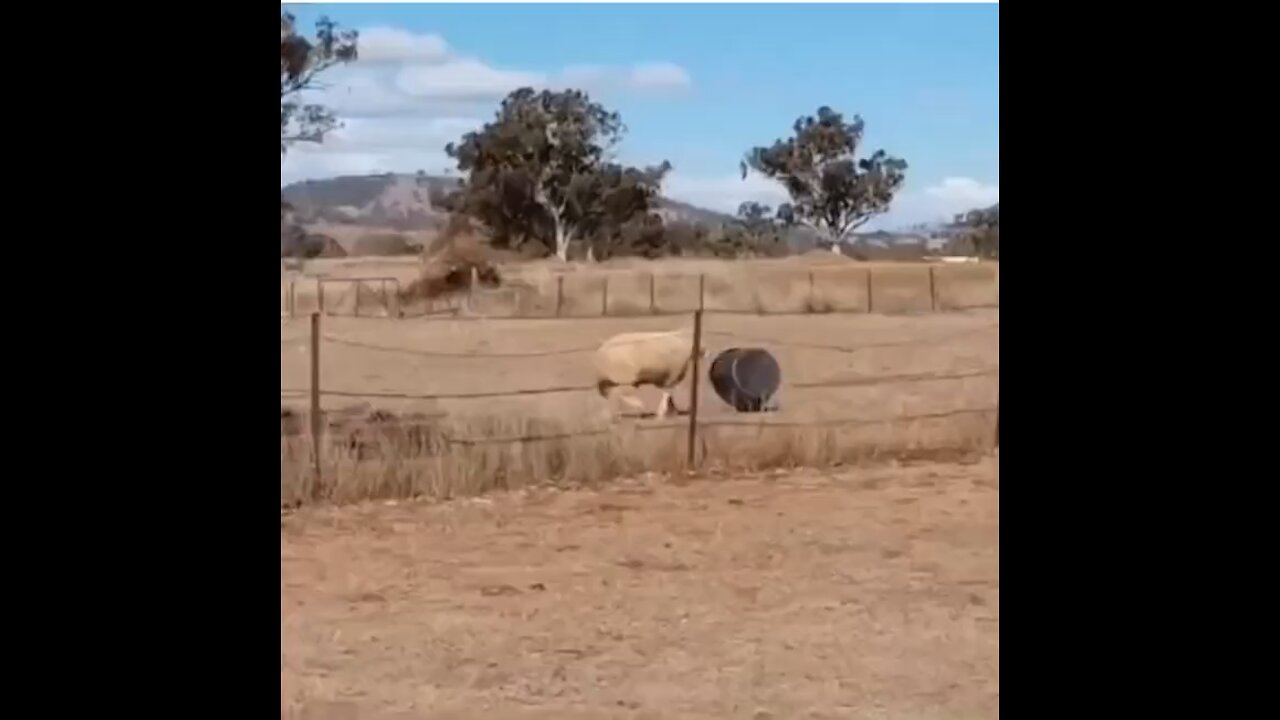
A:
310,312,322,491
928,266,938,312
686,308,704,469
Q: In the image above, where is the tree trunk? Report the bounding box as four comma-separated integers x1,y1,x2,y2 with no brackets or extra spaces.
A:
553,221,570,262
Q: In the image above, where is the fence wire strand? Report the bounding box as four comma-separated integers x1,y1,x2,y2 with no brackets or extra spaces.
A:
321,334,598,358
280,363,998,404
280,365,996,403
791,368,998,389
309,321,997,361
704,323,998,354
281,384,597,401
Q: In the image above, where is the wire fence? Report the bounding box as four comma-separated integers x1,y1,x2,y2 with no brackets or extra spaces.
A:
281,264,998,320
282,309,998,467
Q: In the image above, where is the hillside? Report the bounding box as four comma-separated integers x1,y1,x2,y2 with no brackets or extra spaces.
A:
280,173,951,254
281,172,739,233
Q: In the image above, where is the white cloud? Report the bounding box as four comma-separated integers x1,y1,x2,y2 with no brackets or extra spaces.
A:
553,62,692,94
657,172,999,230
280,116,479,185
356,27,449,64
396,60,547,101
283,24,696,186
662,170,789,216
281,145,457,187
629,62,692,91
924,177,1000,209
875,177,999,228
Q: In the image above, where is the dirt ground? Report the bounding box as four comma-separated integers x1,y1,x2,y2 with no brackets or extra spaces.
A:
281,459,999,719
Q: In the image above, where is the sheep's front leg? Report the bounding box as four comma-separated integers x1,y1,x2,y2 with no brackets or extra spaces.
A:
655,390,673,420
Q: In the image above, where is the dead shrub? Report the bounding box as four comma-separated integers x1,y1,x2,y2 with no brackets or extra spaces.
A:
281,228,346,259
398,218,503,305
351,232,423,257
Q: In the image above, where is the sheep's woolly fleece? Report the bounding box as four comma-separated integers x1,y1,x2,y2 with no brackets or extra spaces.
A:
592,326,699,393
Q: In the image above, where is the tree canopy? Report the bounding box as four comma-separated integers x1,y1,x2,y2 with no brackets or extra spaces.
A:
445,87,672,261
742,107,906,254
280,12,358,156
954,203,999,259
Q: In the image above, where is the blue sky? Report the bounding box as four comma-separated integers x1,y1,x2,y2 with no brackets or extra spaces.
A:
282,3,999,230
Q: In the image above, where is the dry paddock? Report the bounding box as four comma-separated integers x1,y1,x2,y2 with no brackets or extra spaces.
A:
281,458,999,719
281,308,998,504
280,309,999,423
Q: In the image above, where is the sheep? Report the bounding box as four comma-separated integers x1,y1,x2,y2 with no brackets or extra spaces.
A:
593,326,707,420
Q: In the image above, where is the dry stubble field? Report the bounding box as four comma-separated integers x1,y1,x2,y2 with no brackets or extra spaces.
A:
282,458,999,719
281,259,999,718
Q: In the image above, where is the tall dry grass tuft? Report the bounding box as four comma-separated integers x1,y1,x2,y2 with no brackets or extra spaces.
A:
280,410,995,507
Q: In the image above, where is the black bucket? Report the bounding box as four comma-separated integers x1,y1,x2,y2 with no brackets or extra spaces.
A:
709,348,781,412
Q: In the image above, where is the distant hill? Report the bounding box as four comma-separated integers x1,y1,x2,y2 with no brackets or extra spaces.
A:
280,173,936,252
281,172,740,233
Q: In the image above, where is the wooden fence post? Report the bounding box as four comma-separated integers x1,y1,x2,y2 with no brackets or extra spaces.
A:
994,392,999,449
555,276,564,317
698,273,705,311
928,266,938,312
317,279,325,315
865,270,873,313
649,273,656,314
288,280,296,318
602,275,609,317
310,312,323,491
686,308,704,469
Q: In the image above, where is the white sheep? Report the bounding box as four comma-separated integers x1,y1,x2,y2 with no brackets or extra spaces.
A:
593,326,706,419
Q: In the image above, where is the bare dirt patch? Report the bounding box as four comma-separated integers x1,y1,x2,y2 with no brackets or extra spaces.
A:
281,460,999,719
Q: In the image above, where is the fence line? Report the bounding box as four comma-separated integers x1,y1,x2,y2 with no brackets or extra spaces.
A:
321,334,600,358
293,307,1001,322
790,368,997,390
280,366,996,403
284,310,998,477
309,322,998,361
282,320,998,399
282,266,998,320
695,406,995,429
446,428,612,445
289,384,597,401
704,324,999,354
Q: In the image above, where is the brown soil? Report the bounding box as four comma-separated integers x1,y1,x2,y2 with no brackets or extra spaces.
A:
281,459,999,719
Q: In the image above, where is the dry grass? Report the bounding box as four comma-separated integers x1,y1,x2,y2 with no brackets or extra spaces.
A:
281,308,998,507
281,458,1000,719
281,410,994,507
